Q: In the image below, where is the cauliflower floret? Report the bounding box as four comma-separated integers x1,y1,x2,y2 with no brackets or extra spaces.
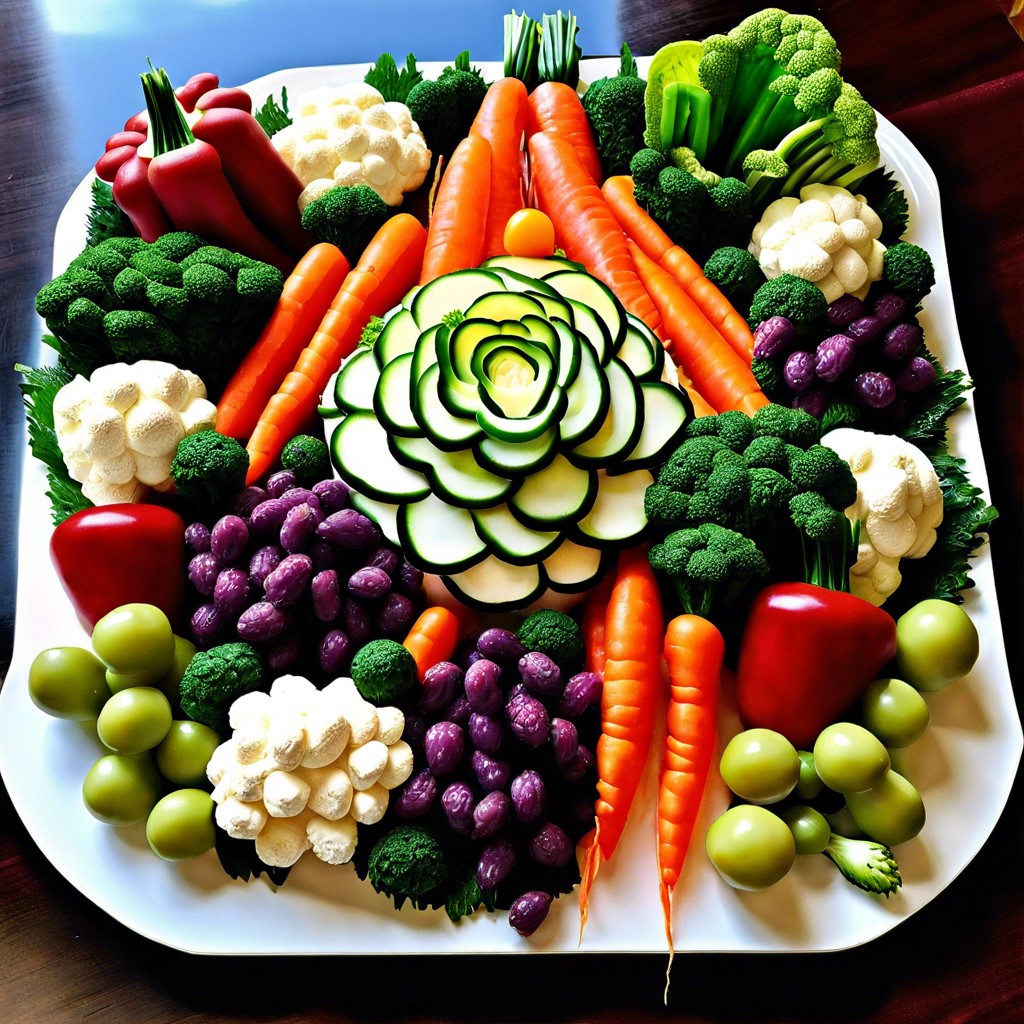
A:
750,186,886,301
822,427,944,605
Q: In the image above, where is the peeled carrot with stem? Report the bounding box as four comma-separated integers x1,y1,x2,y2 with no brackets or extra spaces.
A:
216,242,350,441
419,133,491,284
470,77,529,260
402,606,463,680
658,613,725,999
627,239,769,417
528,131,662,334
244,213,427,483
578,545,664,940
526,81,603,185
602,175,755,361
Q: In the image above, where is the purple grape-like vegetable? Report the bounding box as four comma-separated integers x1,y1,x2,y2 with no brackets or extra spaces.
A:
184,521,211,554
508,891,553,937
477,837,517,890
826,294,865,327
559,672,602,717
467,713,504,753
317,509,381,548
419,661,463,714
549,717,579,765
791,386,831,419
853,370,898,408
476,627,526,663
846,315,883,346
392,768,438,818
190,602,224,643
279,502,322,553
783,350,816,392
310,569,341,622
814,334,856,382
319,629,351,674
209,515,248,563
248,498,290,534
342,598,371,643
262,553,314,607
236,601,291,642
881,321,924,362
528,822,574,868
213,567,249,618
465,658,505,714
188,552,221,595
872,292,908,326
374,592,415,637
424,721,466,776
231,486,268,521
752,315,796,358
312,478,350,513
441,781,476,834
265,470,298,498
510,769,546,822
347,565,392,599
471,750,513,793
507,692,551,747
894,355,937,394
518,651,562,697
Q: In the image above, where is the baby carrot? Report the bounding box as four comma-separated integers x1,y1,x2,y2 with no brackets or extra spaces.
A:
402,606,463,680
578,545,665,939
658,613,725,995
215,242,350,440
244,213,427,483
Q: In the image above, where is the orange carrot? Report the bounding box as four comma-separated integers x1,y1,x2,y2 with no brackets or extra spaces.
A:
602,175,756,361
528,131,662,333
581,573,613,676
470,77,529,260
627,239,769,417
419,133,491,284
215,242,350,441
526,81,603,185
578,545,664,938
657,613,724,992
675,364,718,418
402,606,463,680
244,213,427,484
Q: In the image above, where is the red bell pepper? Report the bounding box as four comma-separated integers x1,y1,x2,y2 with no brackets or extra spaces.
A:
50,504,187,631
733,582,897,749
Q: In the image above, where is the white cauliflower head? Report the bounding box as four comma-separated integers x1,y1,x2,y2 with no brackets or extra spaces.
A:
822,427,944,605
274,82,431,208
53,360,216,505
750,184,886,304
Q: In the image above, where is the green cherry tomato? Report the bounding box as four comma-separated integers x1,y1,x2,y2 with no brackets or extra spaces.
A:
845,770,926,847
82,752,161,826
719,728,801,805
156,720,221,786
155,635,198,712
146,789,216,860
812,722,891,794
706,804,796,891
794,749,825,800
28,646,110,720
861,677,931,748
91,603,176,679
96,686,173,755
105,667,161,694
895,599,980,692
780,805,832,855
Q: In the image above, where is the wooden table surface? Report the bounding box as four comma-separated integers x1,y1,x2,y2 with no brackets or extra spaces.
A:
1,1,1021,1021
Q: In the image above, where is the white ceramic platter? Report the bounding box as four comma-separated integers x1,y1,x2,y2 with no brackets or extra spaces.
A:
1,59,1020,955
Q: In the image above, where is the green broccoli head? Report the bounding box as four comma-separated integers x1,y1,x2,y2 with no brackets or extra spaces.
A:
580,46,647,177
644,482,691,532
170,430,250,511
883,242,936,298
789,444,858,509
350,639,418,704
703,246,764,308
748,274,829,332
280,433,330,486
629,147,669,191
516,609,584,668
366,824,450,905
178,642,265,732
750,402,822,448
706,175,754,244
685,409,755,452
406,51,488,162
300,184,391,264
788,489,847,542
658,434,732,493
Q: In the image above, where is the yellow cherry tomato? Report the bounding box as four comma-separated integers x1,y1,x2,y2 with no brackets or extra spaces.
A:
503,209,556,258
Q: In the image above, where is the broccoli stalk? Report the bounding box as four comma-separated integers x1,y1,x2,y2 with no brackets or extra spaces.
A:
823,832,903,896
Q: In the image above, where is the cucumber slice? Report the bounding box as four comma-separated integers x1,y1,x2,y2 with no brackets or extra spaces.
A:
616,316,666,380
509,453,597,529
464,290,547,323
472,504,561,565
444,554,545,613
480,254,581,278
475,427,559,478
568,358,643,466
543,270,626,352
566,297,611,365
373,351,418,435
391,435,517,509
542,538,609,593
473,338,555,421
410,269,505,328
332,347,380,414
550,317,582,389
484,270,575,324
476,385,567,443
374,307,420,366
414,362,483,450
447,318,529,386
398,493,489,574
618,380,692,471
330,412,430,503
572,468,654,547
349,491,401,546
558,340,609,447
410,323,443,382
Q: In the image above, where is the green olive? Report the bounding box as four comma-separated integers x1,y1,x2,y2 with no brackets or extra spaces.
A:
146,789,217,860
705,805,796,891
91,603,176,678
780,805,831,855
794,749,824,800
96,686,173,755
719,728,801,805
812,722,891,794
861,677,930,748
28,646,109,720
845,770,926,847
82,752,161,826
895,599,980,692
156,720,221,786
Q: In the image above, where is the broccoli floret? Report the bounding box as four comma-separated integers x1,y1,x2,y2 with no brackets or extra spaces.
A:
706,176,754,246
823,833,902,896
883,242,936,299
648,522,768,618
181,262,236,306
300,185,391,264
658,433,731,491
406,51,488,165
280,433,330,487
350,639,418,704
685,408,755,452
629,147,669,190
366,824,450,907
644,482,691,531
750,402,822,447
516,609,584,668
150,230,206,264
788,489,859,592
581,43,647,178
104,308,186,365
178,642,265,732
170,430,250,511
704,246,764,308
789,444,858,509
748,273,829,333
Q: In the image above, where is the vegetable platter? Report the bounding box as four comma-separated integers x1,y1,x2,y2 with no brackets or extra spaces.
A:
1,17,1020,962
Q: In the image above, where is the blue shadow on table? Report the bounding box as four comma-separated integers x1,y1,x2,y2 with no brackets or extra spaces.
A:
41,0,622,178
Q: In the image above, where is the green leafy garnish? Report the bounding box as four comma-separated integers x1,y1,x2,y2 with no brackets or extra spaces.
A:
214,829,292,887
445,869,495,923
364,52,423,103
254,87,291,137
85,178,136,248
902,354,971,455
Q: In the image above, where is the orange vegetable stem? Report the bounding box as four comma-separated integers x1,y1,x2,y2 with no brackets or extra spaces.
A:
244,213,427,484
526,81,604,185
216,242,351,441
419,133,491,283
470,77,530,260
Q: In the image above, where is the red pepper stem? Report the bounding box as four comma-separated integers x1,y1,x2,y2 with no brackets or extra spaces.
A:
142,65,195,156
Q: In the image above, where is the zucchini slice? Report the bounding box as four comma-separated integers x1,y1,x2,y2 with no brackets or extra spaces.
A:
568,358,643,466
374,306,420,366
373,351,418,435
330,412,430,503
558,339,609,447
617,380,692,471
480,254,581,278
616,316,666,381
444,554,546,613
414,363,483,450
475,427,559,478
391,435,517,509
410,268,505,328
543,270,626,352
542,538,609,593
332,347,379,414
509,453,597,529
572,468,654,547
472,504,561,565
397,493,489,574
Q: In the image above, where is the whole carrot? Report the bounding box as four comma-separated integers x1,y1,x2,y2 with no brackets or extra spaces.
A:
528,131,661,333
578,545,664,937
470,77,529,260
526,81,603,184
216,242,351,440
420,133,491,284
581,573,613,676
658,613,725,992
245,213,427,483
